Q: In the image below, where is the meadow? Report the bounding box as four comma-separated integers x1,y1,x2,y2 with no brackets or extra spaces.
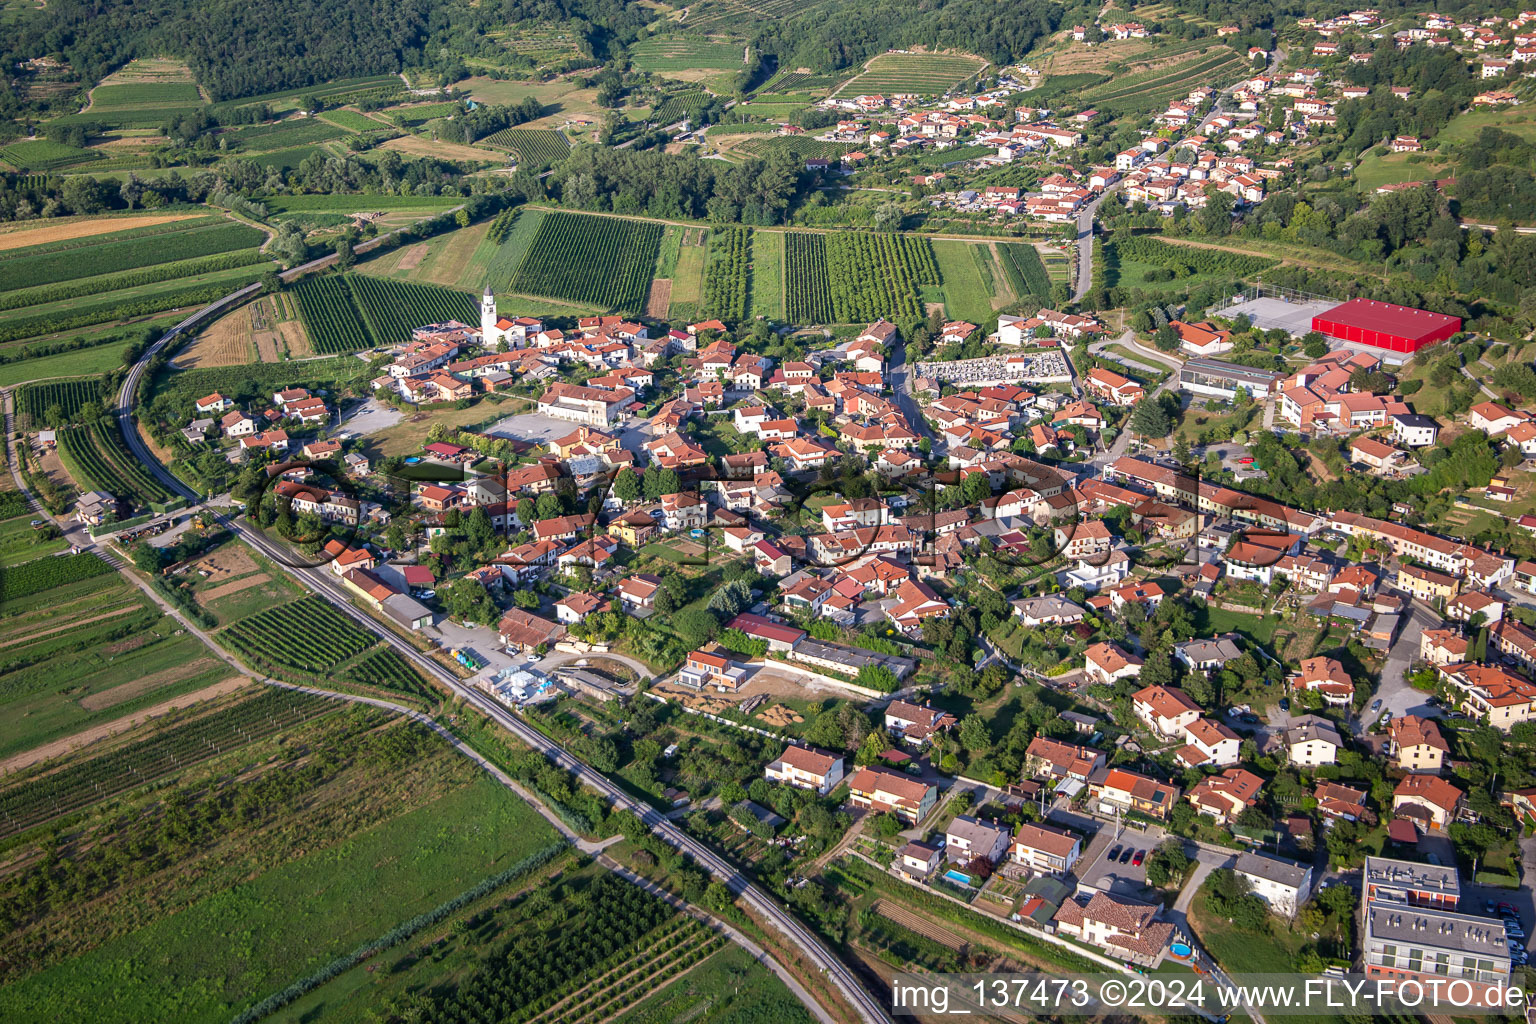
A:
930,239,995,324
630,35,746,72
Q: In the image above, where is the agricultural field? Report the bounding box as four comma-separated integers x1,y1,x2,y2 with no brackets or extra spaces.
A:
290,272,476,353
386,101,463,127
0,708,561,1024
510,211,664,312
479,127,570,167
0,510,66,567
0,214,271,349
833,52,987,97
618,945,818,1024
222,116,349,153
0,564,242,761
1354,150,1452,190
997,241,1052,302
702,226,750,322
630,35,746,73
57,419,176,510
218,594,433,701
750,228,785,319
784,230,935,325
930,239,995,324
211,75,406,117
318,107,389,133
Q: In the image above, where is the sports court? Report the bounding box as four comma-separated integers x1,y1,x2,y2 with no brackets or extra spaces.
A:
1219,295,1339,337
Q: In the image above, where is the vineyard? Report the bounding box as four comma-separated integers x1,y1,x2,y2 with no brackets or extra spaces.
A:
17,377,109,427
224,118,349,153
58,421,175,509
222,596,375,673
319,108,387,133
702,227,750,323
997,243,1052,301
425,873,676,1024
785,231,935,325
479,128,570,167
0,688,336,838
510,211,664,312
1080,48,1249,114
220,596,430,699
0,221,266,292
0,249,270,313
0,551,113,602
0,141,99,172
647,90,709,125
290,273,476,353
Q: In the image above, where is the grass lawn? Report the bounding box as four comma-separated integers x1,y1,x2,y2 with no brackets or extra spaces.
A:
0,774,558,1024
0,514,66,566
932,239,994,323
1353,151,1452,191
1108,255,1226,296
0,337,140,388
1438,105,1536,144
1199,605,1280,645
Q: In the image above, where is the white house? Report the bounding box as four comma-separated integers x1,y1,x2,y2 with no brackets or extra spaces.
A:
1235,851,1312,917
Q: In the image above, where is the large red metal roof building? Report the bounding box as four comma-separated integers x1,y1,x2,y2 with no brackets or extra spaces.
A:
1310,298,1461,354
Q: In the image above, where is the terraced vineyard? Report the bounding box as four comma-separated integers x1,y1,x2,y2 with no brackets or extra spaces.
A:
58,420,175,509
510,211,664,311
630,36,745,71
479,128,570,167
835,52,987,96
291,273,476,353
786,231,935,324
1080,48,1249,114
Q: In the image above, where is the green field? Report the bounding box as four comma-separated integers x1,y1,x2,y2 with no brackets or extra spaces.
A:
1438,105,1536,144
0,713,561,1024
631,35,746,72
224,117,349,152
750,228,785,318
318,108,390,133
0,336,143,388
836,52,987,96
932,239,994,323
479,127,570,166
1353,150,1453,190
89,82,203,110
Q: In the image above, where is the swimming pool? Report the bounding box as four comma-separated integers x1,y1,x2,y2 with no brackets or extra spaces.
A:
1169,942,1193,960
404,456,421,464
943,869,973,886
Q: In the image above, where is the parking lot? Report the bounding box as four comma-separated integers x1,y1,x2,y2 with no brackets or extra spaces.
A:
1219,296,1338,337
336,397,403,437
486,411,654,456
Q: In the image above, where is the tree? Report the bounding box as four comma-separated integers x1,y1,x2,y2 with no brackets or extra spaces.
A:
856,663,899,692
1302,331,1328,358
442,578,498,625
675,607,719,648
534,492,561,519
612,468,640,503
958,714,991,754
855,729,889,766
1130,399,1173,438
1153,324,1179,352
873,201,903,232
130,541,162,574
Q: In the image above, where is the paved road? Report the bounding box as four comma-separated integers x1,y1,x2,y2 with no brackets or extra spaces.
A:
114,334,892,1024
1071,182,1125,304
1360,598,1444,734
887,336,936,446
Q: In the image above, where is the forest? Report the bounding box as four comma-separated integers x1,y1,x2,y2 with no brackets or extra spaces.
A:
550,144,805,225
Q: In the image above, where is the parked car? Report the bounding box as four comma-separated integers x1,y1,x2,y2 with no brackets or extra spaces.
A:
1500,903,1518,915
1119,847,1134,863
1132,849,1146,867
1370,699,1383,712
1107,845,1123,862
1238,456,1255,465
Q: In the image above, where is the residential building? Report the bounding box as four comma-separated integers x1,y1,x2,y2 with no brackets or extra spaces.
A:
1392,774,1464,831
765,746,845,795
1360,856,1510,992
1131,684,1202,738
1010,822,1082,875
1285,715,1342,766
1023,736,1105,782
1235,851,1312,917
846,766,937,823
945,815,1011,865
1088,766,1179,820
1387,715,1448,773
884,700,957,745
1187,768,1263,823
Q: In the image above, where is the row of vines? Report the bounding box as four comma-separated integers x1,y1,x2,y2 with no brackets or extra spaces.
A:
702,226,750,323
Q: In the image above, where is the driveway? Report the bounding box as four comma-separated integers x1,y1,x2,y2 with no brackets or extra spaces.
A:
1358,598,1441,734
